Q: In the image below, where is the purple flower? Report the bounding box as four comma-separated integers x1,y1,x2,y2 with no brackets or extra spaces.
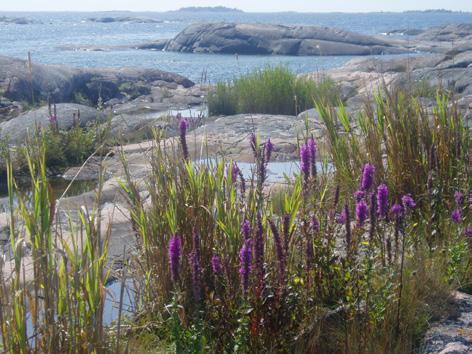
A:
179,119,189,160
356,200,368,227
454,191,464,206
377,184,389,218
360,163,375,191
168,235,182,283
354,190,365,202
402,194,416,209
229,162,240,183
300,143,311,181
452,209,462,224
310,215,320,233
465,226,472,237
469,193,472,204
239,239,252,295
307,137,317,177
264,139,274,163
336,208,347,225
241,220,251,240
211,255,222,275
391,204,404,218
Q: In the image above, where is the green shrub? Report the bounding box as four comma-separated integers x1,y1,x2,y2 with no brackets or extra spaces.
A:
208,66,341,116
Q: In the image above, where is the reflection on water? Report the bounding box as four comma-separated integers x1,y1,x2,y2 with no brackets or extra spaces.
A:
0,177,97,211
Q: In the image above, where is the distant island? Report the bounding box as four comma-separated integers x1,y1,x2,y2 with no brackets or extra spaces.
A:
173,6,244,13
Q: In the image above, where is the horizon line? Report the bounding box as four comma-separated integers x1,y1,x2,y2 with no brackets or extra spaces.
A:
0,8,471,14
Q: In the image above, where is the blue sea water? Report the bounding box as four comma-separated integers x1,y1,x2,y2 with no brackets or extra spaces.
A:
1,11,472,82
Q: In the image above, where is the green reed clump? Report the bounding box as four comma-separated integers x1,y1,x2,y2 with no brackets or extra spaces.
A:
0,136,111,353
121,102,471,352
208,66,340,116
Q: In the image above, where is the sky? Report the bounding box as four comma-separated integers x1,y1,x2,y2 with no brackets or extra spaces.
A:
0,0,471,13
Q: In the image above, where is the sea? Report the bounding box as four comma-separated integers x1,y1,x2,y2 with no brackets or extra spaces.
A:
1,10,472,83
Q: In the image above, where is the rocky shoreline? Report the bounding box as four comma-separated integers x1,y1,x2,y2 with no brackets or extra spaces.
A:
0,22,471,353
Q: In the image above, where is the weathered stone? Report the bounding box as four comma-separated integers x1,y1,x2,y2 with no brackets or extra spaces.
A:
0,103,103,143
0,55,194,105
164,23,409,56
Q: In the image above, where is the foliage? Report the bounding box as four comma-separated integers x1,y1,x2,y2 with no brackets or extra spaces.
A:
208,66,341,116
120,91,471,352
0,138,111,352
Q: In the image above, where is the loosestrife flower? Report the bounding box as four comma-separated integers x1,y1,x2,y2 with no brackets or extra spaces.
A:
211,255,222,275
391,204,404,219
300,143,311,182
356,200,368,227
454,191,464,206
360,163,375,191
465,227,472,237
264,138,274,163
377,184,389,218
336,208,347,225
354,190,365,202
239,239,252,296
451,209,462,224
402,194,416,209
168,235,182,283
179,119,189,160
307,137,317,177
311,215,320,233
229,162,240,183
241,220,251,240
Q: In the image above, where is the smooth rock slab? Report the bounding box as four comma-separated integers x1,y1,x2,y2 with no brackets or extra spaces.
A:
0,103,104,143
422,292,472,354
165,22,409,56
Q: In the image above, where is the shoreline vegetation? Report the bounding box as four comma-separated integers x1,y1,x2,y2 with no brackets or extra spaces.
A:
0,20,471,353
0,67,470,352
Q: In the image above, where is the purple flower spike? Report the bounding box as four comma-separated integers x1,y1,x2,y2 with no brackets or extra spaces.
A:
189,251,201,302
300,143,311,181
311,216,320,233
239,239,252,295
354,190,365,202
360,163,375,191
452,209,462,224
402,194,416,209
168,235,182,283
465,226,472,237
377,184,389,218
212,255,222,275
264,139,274,163
336,208,348,225
307,137,317,177
391,204,404,218
356,200,368,226
229,162,240,183
241,220,251,240
454,191,464,206
179,119,189,160
469,193,472,204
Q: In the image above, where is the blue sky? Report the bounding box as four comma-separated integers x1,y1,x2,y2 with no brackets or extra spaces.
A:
1,0,471,12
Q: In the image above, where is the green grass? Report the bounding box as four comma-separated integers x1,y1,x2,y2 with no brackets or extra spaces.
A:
208,66,341,116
